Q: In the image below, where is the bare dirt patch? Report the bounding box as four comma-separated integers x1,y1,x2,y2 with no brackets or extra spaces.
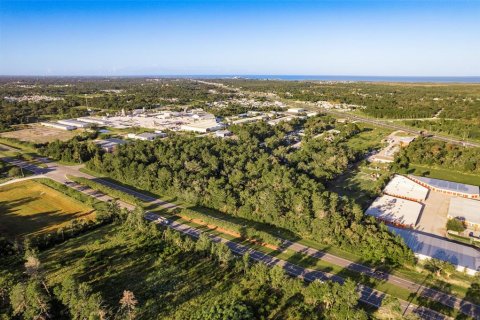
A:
0,124,79,143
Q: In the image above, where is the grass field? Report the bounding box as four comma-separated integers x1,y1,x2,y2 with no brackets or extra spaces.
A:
0,179,94,238
408,164,480,186
344,124,392,153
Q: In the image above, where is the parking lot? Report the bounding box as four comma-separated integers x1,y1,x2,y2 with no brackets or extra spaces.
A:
416,190,452,236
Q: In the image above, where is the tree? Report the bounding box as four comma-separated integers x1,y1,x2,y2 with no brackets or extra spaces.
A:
119,290,138,320
425,258,455,278
446,218,466,233
10,280,51,320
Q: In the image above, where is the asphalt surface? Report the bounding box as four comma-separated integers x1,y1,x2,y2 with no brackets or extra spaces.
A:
2,152,478,319
145,213,451,320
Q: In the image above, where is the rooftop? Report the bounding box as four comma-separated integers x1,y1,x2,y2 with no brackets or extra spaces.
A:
383,175,429,202
409,175,480,195
365,195,423,227
448,197,480,225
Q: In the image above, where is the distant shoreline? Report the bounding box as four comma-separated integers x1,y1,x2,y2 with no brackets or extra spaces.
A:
1,74,480,83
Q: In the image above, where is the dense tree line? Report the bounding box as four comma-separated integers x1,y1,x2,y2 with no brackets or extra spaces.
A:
404,119,480,141
86,121,413,266
219,79,480,120
38,133,99,163
1,204,373,319
0,77,236,129
395,138,480,173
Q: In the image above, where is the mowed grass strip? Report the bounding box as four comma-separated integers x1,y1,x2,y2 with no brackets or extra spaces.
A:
0,179,94,238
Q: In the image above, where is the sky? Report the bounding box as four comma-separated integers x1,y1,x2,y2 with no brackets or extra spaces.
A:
0,0,479,76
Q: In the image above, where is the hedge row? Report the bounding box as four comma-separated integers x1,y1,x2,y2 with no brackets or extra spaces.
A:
179,208,281,247
69,176,142,206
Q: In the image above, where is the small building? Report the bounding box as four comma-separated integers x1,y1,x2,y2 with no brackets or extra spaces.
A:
365,195,423,228
94,138,126,152
215,130,232,138
383,175,429,202
40,122,76,131
287,108,305,114
408,175,480,199
58,119,92,128
127,132,165,141
448,197,480,230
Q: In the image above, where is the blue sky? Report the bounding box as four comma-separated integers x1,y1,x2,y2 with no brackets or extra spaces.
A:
0,0,479,76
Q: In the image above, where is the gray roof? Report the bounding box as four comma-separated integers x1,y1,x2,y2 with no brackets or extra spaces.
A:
94,138,126,148
390,226,480,272
137,132,159,138
448,197,480,225
409,175,479,195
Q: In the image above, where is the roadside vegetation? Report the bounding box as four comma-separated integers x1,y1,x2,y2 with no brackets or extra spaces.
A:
0,207,374,319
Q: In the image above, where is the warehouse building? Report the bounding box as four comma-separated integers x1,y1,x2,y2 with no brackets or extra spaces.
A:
58,119,92,128
180,120,225,133
448,197,480,230
408,175,480,199
383,175,429,202
94,138,127,152
77,117,107,126
127,132,166,141
390,226,480,275
40,122,76,131
365,195,423,228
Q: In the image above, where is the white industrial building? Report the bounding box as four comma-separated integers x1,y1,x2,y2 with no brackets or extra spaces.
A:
287,108,305,113
58,119,92,128
365,195,423,228
180,120,225,133
448,197,480,230
40,122,76,131
77,117,107,126
383,175,429,202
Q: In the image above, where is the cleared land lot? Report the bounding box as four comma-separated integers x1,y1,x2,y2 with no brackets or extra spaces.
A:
0,124,79,143
0,179,93,238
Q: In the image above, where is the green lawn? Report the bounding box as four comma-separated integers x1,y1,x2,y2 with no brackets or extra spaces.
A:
344,125,392,153
408,164,480,186
0,180,94,238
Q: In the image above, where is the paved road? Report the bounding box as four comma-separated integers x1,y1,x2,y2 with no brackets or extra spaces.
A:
2,153,477,319
145,213,450,320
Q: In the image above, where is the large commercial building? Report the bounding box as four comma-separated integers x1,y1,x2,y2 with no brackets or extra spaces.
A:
408,175,480,199
383,175,429,202
58,119,92,128
180,120,225,133
448,197,480,230
127,132,166,141
365,195,423,228
40,122,76,131
390,226,480,275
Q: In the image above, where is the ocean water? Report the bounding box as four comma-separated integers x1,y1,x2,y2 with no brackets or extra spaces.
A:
175,75,480,83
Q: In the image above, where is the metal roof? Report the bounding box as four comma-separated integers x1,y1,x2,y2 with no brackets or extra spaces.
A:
409,175,479,195
448,197,480,225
